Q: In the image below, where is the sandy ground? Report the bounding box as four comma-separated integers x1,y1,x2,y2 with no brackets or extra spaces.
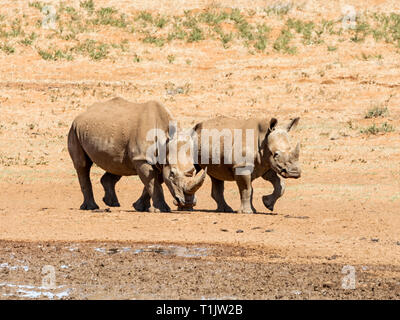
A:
0,1,399,299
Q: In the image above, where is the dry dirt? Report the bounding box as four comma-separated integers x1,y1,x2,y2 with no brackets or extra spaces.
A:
0,0,399,299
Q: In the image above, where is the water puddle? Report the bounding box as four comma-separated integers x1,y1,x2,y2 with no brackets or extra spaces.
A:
0,263,29,272
0,283,70,299
93,245,209,258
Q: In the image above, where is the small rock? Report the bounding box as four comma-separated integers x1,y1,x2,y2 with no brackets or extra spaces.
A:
396,241,400,246
236,229,244,233
220,229,228,232
93,208,110,213
265,229,274,232
213,222,217,224
284,215,309,219
107,248,118,255
371,238,379,242
251,227,261,230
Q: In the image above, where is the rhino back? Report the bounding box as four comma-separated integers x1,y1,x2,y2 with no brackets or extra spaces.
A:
72,98,171,175
194,117,271,180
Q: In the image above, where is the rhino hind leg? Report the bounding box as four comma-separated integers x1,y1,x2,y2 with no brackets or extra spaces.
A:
101,172,121,207
261,169,285,212
68,127,99,210
133,187,151,212
234,174,255,214
135,161,171,213
210,176,233,212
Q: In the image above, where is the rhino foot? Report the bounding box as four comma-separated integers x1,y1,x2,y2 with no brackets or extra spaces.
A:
262,195,275,212
103,197,120,207
133,199,151,212
177,206,194,212
149,203,171,213
80,202,99,210
237,208,254,214
216,205,234,213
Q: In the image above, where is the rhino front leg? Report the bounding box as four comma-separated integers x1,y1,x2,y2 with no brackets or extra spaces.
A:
135,161,170,213
132,187,151,212
234,174,255,214
210,176,233,212
261,169,285,211
101,172,121,207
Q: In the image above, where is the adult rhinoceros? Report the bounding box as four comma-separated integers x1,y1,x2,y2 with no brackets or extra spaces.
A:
68,97,206,212
192,116,301,213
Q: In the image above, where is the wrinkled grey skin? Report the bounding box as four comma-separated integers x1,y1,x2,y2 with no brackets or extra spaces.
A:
193,116,301,213
68,97,206,212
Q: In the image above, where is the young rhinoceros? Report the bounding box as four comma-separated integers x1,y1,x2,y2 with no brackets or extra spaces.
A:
192,116,301,213
68,97,206,212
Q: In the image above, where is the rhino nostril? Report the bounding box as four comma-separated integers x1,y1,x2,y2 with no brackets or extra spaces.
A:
281,168,287,174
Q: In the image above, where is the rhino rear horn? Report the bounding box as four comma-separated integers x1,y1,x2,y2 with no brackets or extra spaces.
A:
184,167,207,194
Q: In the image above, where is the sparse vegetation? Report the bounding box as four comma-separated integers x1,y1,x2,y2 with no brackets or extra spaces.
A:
133,53,141,63
0,5,400,62
19,32,37,46
38,48,73,61
265,2,293,16
1,43,15,54
167,54,175,64
327,45,337,51
80,0,95,15
73,39,109,60
365,106,389,118
360,122,395,135
165,81,191,95
142,34,166,47
273,28,296,54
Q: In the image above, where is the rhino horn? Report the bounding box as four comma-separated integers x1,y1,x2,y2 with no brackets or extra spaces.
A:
184,167,207,194
291,142,300,160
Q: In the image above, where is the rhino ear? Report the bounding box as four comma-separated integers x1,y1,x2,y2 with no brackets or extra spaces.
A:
286,117,300,132
268,118,278,132
167,121,177,140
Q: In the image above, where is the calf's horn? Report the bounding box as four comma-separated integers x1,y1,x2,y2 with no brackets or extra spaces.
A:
291,142,300,160
184,167,207,194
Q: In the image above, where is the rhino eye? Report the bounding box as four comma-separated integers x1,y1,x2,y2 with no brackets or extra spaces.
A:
169,168,177,178
273,152,279,159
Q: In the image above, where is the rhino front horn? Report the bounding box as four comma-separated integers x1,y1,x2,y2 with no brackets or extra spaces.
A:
184,167,207,195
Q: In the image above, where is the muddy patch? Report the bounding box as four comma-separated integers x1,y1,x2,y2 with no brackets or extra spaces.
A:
0,241,399,300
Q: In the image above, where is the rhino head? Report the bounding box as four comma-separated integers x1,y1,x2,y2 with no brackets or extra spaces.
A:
162,129,206,211
266,117,301,179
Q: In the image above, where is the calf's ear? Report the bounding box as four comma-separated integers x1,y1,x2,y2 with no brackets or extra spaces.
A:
269,118,278,132
286,117,300,132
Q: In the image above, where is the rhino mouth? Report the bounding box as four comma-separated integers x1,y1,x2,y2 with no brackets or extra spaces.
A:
173,195,196,210
279,168,301,179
